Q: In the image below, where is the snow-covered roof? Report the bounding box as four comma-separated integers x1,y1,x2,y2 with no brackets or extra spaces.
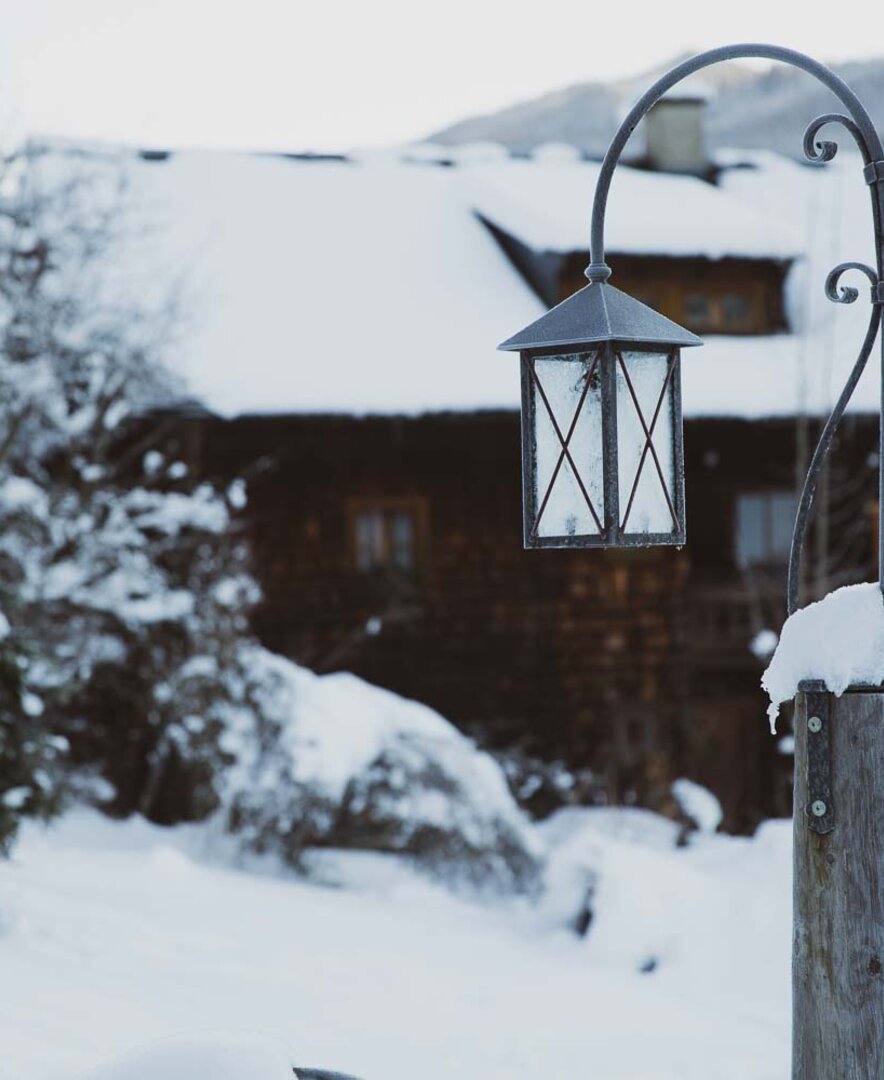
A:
461,156,801,260
714,149,879,418
120,150,544,417
105,144,880,421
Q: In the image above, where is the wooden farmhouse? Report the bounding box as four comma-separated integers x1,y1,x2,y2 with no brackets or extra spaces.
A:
108,107,881,833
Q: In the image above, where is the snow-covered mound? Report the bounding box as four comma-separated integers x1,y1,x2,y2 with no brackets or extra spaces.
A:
84,1035,293,1080
763,582,884,730
224,651,543,893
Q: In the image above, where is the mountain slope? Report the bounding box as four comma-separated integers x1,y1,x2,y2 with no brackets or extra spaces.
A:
431,56,884,157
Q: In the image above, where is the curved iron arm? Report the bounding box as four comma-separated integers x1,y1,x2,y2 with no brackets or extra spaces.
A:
587,44,883,280
787,292,883,613
586,44,884,616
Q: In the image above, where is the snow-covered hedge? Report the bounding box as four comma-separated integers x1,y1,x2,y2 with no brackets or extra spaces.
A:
223,650,544,894
0,145,270,845
0,602,66,853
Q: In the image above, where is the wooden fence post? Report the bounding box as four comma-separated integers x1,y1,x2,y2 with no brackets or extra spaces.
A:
793,689,884,1078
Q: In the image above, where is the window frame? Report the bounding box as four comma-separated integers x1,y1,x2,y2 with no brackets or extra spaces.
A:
347,496,429,575
556,254,788,337
734,489,798,568
681,288,762,334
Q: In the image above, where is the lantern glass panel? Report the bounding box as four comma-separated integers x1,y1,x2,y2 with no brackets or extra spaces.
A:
614,349,678,536
531,352,605,540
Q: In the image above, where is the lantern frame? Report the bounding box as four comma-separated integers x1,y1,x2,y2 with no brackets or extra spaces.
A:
518,341,686,550
501,278,701,551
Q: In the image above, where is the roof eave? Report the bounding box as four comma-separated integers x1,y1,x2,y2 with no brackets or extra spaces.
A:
498,334,705,353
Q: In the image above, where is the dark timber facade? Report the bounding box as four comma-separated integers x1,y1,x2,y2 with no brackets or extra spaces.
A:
163,399,877,834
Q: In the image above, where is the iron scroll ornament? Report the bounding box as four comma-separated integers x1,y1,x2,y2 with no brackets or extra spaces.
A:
584,44,884,615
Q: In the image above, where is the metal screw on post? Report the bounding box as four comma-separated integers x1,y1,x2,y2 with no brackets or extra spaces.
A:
808,715,823,733
811,799,828,817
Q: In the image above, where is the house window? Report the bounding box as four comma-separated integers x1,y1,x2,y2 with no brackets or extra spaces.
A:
682,290,759,334
350,499,425,572
685,294,712,326
736,491,798,565
722,293,751,330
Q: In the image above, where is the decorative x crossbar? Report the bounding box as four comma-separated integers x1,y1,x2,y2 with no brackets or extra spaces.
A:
616,351,679,533
530,354,604,541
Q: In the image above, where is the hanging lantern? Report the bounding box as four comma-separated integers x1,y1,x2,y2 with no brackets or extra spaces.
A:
500,281,702,549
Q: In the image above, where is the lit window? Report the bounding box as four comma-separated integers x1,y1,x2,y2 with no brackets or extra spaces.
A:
352,501,423,572
736,491,798,565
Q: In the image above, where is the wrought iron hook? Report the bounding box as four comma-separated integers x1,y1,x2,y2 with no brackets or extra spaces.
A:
786,300,883,615
803,113,870,164
588,45,883,275
825,262,879,306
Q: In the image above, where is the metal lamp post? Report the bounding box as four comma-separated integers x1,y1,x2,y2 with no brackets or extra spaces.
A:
502,44,884,1078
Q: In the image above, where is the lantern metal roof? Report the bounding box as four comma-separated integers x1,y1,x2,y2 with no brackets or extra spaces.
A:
498,281,704,353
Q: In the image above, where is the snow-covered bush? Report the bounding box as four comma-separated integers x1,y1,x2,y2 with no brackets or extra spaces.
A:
0,606,66,853
41,473,266,823
0,144,267,839
494,745,606,819
0,144,549,897
224,652,545,894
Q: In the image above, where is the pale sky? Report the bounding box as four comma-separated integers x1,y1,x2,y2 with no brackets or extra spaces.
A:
2,0,883,153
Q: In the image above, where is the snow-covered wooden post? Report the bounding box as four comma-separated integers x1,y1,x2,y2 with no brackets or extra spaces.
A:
793,688,884,1077
766,584,884,1077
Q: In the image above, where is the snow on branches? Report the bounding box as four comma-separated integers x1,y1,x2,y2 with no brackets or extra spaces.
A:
0,142,263,839
223,652,545,894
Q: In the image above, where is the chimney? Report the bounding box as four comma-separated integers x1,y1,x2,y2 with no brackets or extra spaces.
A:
643,90,708,176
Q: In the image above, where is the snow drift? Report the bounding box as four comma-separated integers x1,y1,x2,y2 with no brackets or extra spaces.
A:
0,807,791,1080
83,1035,294,1080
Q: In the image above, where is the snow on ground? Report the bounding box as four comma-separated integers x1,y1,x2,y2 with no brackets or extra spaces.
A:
763,581,884,730
0,807,791,1080
83,1035,295,1080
